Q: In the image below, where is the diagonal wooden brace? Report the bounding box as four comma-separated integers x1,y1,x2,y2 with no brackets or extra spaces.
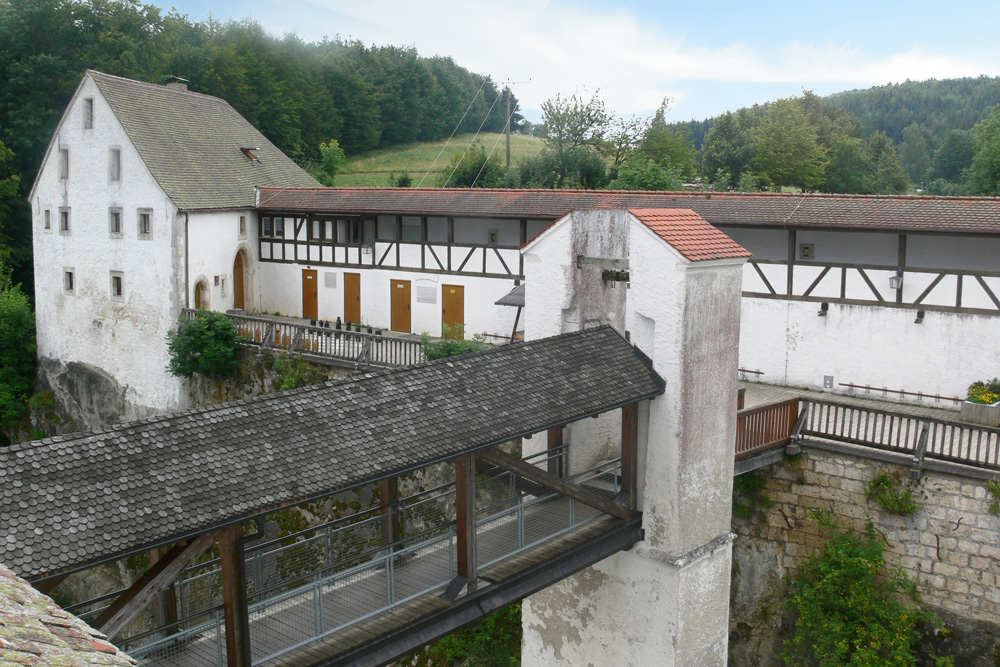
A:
95,530,219,639
476,447,637,521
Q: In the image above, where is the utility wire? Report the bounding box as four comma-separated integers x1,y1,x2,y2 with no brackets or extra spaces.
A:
416,77,490,187
471,102,517,188
441,90,503,188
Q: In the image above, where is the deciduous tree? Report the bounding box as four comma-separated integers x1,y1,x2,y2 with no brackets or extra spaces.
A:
751,98,827,191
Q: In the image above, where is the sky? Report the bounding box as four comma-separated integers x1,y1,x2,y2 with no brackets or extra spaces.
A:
164,0,1000,123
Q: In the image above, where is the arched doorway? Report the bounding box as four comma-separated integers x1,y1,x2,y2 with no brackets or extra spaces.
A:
194,279,210,310
233,251,245,310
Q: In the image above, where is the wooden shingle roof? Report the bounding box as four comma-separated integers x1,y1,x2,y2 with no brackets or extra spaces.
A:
2,327,662,582
90,71,318,211
256,187,1000,235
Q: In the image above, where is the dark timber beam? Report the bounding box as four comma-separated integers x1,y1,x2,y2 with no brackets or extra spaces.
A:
220,524,252,667
94,531,218,640
149,546,179,636
786,230,796,298
454,453,477,593
33,574,67,596
547,426,564,477
380,476,402,548
897,234,907,305
477,447,637,521
621,403,639,510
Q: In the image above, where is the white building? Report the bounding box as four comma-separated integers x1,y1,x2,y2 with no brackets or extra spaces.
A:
29,70,317,424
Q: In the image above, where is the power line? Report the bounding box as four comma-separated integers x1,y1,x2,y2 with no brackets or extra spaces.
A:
441,89,504,188
416,77,490,187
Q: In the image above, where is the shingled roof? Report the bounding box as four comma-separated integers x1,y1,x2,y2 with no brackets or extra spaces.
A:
630,208,751,262
2,327,662,582
0,563,136,666
255,187,1000,235
89,71,318,210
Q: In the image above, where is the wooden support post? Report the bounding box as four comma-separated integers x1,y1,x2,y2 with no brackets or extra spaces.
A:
95,531,218,640
447,217,454,271
454,453,477,593
380,476,402,548
897,234,907,305
477,447,637,521
220,524,251,667
519,219,527,277
395,215,402,267
420,216,428,270
149,546,179,636
547,426,564,477
786,230,796,298
621,403,639,510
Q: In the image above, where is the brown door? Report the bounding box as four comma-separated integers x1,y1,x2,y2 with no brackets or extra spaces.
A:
442,284,465,338
233,253,245,310
302,269,318,319
344,272,361,323
390,279,411,333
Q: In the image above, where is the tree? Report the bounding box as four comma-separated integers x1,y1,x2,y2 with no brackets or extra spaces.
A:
822,136,870,194
866,131,911,194
438,142,505,188
751,98,827,190
539,91,611,153
608,157,682,191
0,275,36,444
967,105,1000,195
897,123,933,184
166,311,244,379
641,99,698,180
599,114,647,167
314,139,346,186
0,142,20,273
701,111,754,189
930,129,975,183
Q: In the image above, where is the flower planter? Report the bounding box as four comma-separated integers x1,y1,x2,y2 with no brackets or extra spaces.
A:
960,400,1000,426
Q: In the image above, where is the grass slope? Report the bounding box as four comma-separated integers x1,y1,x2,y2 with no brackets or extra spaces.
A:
336,133,545,187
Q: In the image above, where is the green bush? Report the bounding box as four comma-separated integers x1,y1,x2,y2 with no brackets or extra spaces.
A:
967,378,1000,405
419,603,522,666
732,471,772,518
272,352,331,391
166,311,243,379
0,281,36,441
422,324,490,360
865,471,919,516
784,511,952,667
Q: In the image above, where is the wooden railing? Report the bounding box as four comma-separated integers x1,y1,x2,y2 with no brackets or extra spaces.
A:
735,399,799,460
181,309,425,368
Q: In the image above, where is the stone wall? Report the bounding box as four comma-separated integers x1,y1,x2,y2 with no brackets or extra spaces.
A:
730,443,1000,665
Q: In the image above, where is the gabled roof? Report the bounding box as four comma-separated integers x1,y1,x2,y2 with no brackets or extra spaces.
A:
629,208,751,262
0,564,136,666
255,187,1000,235
88,71,318,210
2,327,662,582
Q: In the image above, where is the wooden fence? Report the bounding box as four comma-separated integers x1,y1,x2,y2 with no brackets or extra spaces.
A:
735,398,799,460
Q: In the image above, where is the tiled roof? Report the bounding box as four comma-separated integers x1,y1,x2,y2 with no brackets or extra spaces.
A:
629,208,751,262
0,563,136,666
90,71,318,211
1,327,662,582
255,187,1000,235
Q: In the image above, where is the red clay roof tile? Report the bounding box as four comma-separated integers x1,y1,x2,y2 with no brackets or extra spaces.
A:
629,209,751,262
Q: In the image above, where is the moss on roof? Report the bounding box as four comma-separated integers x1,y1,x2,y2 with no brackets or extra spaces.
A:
90,70,318,210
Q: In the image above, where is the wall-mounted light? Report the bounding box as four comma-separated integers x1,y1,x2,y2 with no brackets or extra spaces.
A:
914,309,925,324
889,267,904,290
818,302,829,316
362,242,373,255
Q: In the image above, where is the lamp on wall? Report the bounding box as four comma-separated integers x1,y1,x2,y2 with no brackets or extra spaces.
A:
818,302,829,316
914,309,925,324
889,268,904,290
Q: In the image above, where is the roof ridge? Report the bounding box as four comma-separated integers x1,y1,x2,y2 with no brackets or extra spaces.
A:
88,69,230,105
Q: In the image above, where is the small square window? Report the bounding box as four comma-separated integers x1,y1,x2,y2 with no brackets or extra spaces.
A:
262,216,272,237
109,207,123,237
109,148,121,182
83,98,93,130
488,229,499,245
59,148,69,181
59,207,71,234
63,269,75,294
110,271,124,300
274,217,285,237
43,209,52,232
239,214,247,238
137,208,152,239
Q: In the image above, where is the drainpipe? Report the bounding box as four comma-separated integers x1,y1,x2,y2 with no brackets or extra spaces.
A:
183,211,190,309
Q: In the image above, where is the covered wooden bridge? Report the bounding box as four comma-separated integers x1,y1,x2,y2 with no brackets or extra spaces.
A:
0,327,663,667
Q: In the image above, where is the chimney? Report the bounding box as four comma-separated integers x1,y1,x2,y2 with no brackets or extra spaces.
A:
165,75,188,91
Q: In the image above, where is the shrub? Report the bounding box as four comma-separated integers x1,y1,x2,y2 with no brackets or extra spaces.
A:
166,311,243,379
0,282,36,441
784,511,952,666
865,470,919,516
419,602,521,666
732,471,772,518
967,378,1000,405
422,324,490,360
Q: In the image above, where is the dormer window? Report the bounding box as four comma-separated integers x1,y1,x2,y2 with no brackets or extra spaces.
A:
83,98,93,129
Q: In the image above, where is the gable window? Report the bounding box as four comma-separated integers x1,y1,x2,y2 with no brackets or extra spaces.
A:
43,208,52,232
239,214,247,239
110,271,124,300
83,98,94,129
109,148,121,182
109,207,123,237
137,208,152,239
59,207,71,234
63,269,75,295
59,148,69,181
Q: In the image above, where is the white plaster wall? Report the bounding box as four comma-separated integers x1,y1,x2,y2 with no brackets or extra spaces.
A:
32,74,185,416
187,210,257,313
739,297,1000,401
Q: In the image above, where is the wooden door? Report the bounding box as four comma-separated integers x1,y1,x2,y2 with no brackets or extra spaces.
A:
302,269,318,320
233,253,245,310
442,284,465,337
344,272,361,323
390,279,411,333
